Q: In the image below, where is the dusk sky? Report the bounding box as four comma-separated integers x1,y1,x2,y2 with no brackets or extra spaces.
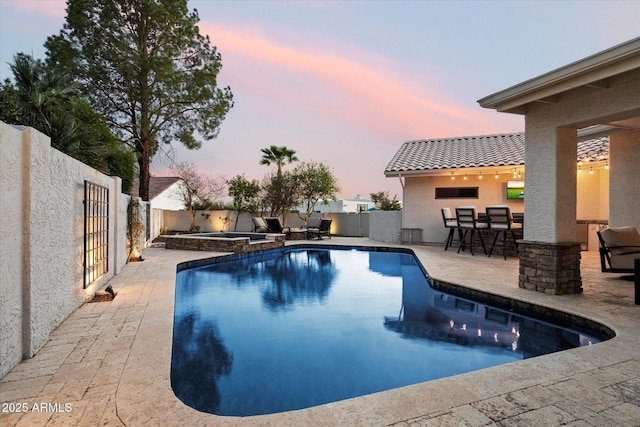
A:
1,0,639,201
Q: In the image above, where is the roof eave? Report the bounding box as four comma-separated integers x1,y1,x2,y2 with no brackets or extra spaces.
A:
478,37,640,114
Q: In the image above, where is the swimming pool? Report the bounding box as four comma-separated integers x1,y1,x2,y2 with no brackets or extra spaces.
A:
170,246,610,417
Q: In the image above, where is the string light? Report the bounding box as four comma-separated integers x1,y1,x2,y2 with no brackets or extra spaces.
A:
590,166,594,175
478,172,483,179
451,172,455,180
463,173,467,180
495,171,499,179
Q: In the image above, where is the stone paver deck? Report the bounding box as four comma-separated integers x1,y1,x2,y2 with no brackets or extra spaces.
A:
1,238,639,426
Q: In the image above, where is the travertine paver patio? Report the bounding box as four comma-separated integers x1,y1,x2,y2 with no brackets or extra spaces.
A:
1,238,639,426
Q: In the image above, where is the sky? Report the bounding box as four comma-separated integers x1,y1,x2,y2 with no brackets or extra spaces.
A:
1,0,639,201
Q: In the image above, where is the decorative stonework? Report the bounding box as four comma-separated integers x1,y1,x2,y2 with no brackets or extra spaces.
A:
518,240,582,295
165,234,285,254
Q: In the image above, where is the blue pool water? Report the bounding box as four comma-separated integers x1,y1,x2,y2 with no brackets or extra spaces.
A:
170,246,605,417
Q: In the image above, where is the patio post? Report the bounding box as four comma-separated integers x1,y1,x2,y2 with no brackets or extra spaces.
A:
517,126,583,294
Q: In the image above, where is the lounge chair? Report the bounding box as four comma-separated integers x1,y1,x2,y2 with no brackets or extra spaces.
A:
485,206,522,260
252,217,268,233
306,217,322,229
441,207,460,251
307,219,332,240
597,226,640,275
455,207,487,255
264,217,291,236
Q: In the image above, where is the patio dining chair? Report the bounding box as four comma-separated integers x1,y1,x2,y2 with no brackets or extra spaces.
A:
455,207,487,255
485,206,522,260
441,207,460,251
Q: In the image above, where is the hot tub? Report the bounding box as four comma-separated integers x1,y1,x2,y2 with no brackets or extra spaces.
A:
164,232,285,254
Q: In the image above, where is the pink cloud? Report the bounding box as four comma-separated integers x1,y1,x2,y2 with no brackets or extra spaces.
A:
200,22,494,141
5,0,66,19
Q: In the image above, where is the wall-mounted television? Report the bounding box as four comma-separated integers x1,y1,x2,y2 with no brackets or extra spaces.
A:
507,180,524,200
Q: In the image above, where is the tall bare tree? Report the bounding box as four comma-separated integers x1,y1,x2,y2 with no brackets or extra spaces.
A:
170,162,226,231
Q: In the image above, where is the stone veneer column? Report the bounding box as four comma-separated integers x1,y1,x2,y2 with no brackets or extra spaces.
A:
518,241,582,295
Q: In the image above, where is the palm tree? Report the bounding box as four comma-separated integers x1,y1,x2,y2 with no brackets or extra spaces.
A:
7,53,103,162
260,145,298,177
2,54,136,190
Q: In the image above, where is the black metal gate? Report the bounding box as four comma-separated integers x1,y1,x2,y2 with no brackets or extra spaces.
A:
84,181,109,288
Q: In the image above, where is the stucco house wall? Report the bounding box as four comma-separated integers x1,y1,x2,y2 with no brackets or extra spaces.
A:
150,181,186,211
0,123,132,378
609,131,640,229
402,170,608,245
576,166,609,222
402,174,524,244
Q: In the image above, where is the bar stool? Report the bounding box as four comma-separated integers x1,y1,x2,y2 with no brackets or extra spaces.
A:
455,207,487,255
486,206,522,260
441,207,459,251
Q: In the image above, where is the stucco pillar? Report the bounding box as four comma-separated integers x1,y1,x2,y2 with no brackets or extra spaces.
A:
523,126,578,242
518,125,582,294
609,131,640,231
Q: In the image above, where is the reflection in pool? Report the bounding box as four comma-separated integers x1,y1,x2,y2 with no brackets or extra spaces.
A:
171,247,605,417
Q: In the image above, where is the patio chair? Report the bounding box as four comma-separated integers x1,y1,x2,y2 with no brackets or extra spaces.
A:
252,216,268,233
307,218,332,240
597,226,640,275
455,207,487,255
485,206,522,260
441,207,460,251
264,217,291,236
306,217,322,229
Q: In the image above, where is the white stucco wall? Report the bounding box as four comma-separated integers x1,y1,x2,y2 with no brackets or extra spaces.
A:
401,175,525,244
609,131,640,230
369,211,402,243
576,166,609,222
151,182,186,211
159,209,370,237
0,123,26,376
400,169,611,245
0,123,132,378
162,209,238,232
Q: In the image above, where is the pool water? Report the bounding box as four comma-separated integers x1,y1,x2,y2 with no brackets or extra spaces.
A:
170,246,603,417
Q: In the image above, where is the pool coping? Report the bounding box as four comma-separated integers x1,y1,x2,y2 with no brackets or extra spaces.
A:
115,241,640,426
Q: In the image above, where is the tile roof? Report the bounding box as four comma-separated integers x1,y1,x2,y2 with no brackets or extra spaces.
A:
130,176,182,200
384,133,609,175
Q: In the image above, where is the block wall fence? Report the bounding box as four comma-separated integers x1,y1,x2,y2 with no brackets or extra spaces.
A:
155,210,401,242
0,122,140,378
